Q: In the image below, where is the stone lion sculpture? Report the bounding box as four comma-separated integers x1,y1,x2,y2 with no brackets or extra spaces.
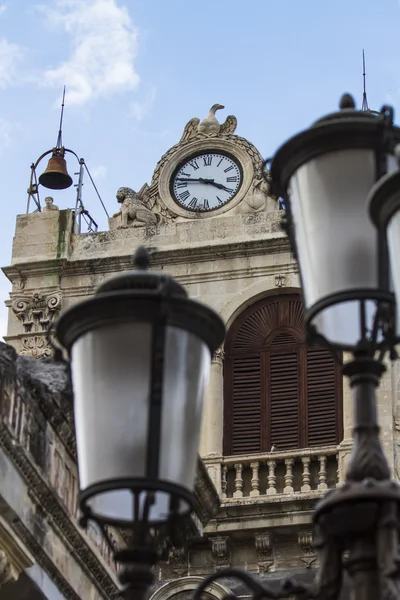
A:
113,186,158,227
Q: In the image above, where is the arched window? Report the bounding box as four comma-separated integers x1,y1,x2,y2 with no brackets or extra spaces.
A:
223,294,343,456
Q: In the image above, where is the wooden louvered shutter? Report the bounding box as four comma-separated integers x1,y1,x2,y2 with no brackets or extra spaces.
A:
306,347,341,446
268,335,300,450
229,354,262,455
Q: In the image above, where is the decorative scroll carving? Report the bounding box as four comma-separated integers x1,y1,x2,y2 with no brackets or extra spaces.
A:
11,292,61,358
12,292,61,334
255,533,274,573
298,531,317,569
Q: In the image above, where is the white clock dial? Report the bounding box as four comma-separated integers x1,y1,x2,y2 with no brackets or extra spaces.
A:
171,152,242,212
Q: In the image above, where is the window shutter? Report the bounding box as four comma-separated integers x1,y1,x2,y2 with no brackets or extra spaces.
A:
224,294,343,456
230,354,262,455
306,347,339,446
269,341,300,450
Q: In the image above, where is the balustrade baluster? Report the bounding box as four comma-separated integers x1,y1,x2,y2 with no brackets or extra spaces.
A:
221,464,228,499
266,459,277,495
317,455,328,490
301,456,312,492
233,463,243,498
250,461,260,497
284,458,294,493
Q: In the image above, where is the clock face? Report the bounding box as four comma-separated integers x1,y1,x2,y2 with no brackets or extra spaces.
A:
171,151,242,212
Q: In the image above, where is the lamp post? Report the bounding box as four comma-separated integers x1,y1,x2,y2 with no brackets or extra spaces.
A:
54,93,400,600
54,247,225,600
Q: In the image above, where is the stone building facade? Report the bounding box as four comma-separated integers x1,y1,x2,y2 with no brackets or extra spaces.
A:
1,104,400,599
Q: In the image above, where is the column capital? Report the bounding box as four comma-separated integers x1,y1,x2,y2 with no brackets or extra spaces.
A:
212,346,225,365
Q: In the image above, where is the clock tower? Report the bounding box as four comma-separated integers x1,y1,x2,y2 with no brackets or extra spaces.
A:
5,104,394,600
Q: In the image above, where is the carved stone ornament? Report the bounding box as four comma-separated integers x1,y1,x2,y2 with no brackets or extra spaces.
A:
12,292,61,334
298,531,317,569
0,549,18,586
111,185,170,228
210,536,230,567
254,533,273,557
166,546,188,578
254,533,274,573
275,274,286,287
21,335,53,359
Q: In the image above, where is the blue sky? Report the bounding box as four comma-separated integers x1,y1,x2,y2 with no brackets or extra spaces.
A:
0,0,400,336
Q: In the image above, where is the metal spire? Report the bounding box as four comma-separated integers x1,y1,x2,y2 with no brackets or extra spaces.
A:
361,50,369,111
56,85,66,148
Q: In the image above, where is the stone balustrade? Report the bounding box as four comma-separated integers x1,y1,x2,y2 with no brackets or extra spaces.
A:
219,447,338,499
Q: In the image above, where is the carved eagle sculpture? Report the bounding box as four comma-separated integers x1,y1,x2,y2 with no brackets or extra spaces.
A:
180,104,237,142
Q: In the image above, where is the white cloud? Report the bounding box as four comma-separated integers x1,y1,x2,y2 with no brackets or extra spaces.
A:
38,0,140,105
0,5,7,16
0,119,21,155
0,38,23,88
90,164,107,180
130,87,157,123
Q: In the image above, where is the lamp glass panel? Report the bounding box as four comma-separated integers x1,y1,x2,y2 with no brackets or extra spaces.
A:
288,148,377,346
71,322,152,491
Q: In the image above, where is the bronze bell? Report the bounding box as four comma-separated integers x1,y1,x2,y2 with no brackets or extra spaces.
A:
39,152,73,190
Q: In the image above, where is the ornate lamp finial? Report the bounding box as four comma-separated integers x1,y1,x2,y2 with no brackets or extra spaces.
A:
133,246,150,270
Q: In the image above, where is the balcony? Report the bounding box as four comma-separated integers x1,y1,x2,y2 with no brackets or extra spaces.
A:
206,446,339,501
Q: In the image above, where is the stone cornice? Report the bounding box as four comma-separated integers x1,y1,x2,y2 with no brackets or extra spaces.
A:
3,235,291,281
194,457,220,526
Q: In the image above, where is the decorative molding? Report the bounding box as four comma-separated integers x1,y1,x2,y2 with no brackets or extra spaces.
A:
3,234,292,282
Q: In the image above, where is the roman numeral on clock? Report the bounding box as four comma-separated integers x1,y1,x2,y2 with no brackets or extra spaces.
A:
189,160,199,170
179,190,190,202
203,199,209,210
176,181,187,188
188,197,198,208
203,156,212,166
226,176,237,182
224,165,234,173
216,196,223,204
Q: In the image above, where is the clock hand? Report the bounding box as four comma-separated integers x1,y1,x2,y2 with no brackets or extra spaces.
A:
175,177,215,184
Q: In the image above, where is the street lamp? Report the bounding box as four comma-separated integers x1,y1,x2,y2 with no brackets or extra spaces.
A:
53,93,400,600
195,95,400,600
54,247,225,599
